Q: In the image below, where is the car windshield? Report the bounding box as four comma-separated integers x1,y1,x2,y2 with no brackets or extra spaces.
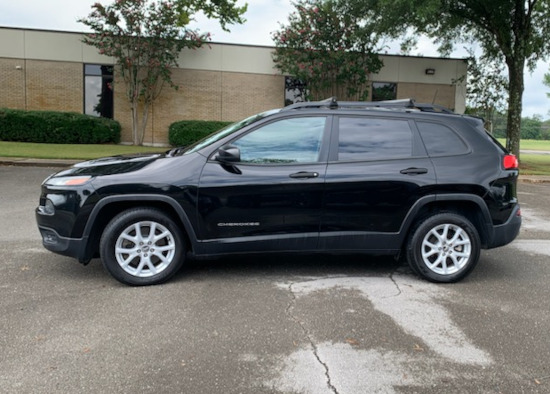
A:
176,109,281,155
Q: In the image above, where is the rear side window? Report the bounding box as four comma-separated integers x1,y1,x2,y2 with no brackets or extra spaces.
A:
417,121,469,156
338,117,413,161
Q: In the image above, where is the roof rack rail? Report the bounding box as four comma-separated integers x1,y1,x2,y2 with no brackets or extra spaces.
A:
283,97,339,110
282,97,455,114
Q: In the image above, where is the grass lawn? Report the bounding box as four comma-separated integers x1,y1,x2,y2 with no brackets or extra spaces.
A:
519,154,550,175
519,140,550,151
1,140,549,175
0,141,167,160
495,139,550,175
497,138,550,151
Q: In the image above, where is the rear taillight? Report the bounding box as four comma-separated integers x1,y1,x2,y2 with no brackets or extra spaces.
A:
503,154,518,170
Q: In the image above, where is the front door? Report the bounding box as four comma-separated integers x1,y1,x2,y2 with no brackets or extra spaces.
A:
197,116,330,254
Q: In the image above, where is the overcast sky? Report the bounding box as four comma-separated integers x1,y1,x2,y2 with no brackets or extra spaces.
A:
1,0,549,118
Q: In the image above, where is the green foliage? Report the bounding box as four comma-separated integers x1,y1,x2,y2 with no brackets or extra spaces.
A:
492,112,508,139
462,49,508,125
79,0,246,145
169,120,232,146
0,108,120,144
467,109,550,140
178,0,247,31
542,120,550,140
521,115,543,140
272,0,383,101
370,0,550,158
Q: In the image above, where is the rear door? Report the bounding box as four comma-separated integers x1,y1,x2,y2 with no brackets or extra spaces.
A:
320,115,436,251
197,115,330,253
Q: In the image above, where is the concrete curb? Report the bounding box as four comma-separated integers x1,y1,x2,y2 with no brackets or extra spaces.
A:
518,175,550,184
0,157,80,168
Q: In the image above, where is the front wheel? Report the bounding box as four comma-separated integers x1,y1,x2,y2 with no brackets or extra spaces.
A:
406,213,480,283
100,208,185,286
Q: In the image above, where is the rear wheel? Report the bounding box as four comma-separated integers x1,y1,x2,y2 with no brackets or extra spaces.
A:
100,208,185,286
406,213,480,283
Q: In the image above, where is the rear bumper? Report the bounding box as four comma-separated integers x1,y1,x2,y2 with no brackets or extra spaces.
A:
487,204,522,249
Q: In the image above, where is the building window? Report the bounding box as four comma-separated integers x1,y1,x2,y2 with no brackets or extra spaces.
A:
372,82,397,101
285,76,307,106
84,64,113,118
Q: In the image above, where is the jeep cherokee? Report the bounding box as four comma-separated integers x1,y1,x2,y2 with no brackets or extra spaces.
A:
36,98,521,285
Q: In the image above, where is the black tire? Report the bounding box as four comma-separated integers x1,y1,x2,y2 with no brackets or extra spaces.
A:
100,208,185,286
406,213,480,283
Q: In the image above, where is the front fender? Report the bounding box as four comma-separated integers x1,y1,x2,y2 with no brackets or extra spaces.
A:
79,194,199,262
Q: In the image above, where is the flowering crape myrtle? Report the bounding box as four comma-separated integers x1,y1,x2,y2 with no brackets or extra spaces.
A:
80,0,246,145
272,0,383,101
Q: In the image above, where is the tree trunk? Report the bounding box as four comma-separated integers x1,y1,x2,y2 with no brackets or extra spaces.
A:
505,57,524,160
131,101,139,146
137,102,150,146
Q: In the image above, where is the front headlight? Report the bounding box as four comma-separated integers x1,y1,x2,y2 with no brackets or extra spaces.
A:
45,176,92,186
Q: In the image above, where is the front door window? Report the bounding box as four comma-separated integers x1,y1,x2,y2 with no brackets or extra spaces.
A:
232,116,326,164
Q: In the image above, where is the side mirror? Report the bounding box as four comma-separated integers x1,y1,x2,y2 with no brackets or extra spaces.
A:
216,145,240,163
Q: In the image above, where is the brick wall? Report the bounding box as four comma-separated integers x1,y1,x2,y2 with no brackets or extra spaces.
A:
1,57,285,146
397,83,457,111
4,56,458,146
221,72,284,122
116,68,285,146
25,60,82,112
1,59,82,112
0,58,26,109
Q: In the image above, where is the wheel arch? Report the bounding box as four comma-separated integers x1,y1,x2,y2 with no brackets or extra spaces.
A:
399,194,494,250
80,195,198,263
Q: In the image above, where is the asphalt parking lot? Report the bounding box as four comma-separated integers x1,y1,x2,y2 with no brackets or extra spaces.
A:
1,165,550,394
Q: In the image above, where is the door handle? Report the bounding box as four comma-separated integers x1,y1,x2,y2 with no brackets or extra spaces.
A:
289,171,319,179
400,167,428,175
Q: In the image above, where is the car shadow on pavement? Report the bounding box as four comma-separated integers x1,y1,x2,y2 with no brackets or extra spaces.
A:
40,254,416,288
173,253,408,283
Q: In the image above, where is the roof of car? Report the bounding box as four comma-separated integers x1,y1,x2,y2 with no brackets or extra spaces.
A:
281,97,457,115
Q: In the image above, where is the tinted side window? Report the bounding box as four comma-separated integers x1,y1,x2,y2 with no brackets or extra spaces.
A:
233,117,326,164
417,121,469,156
338,117,413,161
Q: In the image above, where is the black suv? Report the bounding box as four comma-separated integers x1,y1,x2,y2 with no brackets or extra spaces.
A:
36,98,521,285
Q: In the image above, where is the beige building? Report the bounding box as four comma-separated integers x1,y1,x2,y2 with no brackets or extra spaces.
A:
0,27,467,146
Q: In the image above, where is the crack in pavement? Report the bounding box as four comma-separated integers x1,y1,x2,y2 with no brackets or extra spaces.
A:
270,274,494,393
388,268,403,298
282,274,492,366
286,280,339,394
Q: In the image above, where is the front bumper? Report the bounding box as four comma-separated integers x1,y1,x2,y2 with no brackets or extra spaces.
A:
38,226,90,264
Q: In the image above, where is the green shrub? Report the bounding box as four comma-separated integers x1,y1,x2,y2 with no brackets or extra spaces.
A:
0,108,120,144
169,120,233,147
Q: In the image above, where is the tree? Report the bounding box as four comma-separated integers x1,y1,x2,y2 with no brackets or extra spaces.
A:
541,119,550,139
521,114,543,139
491,111,509,138
462,49,508,132
359,0,550,159
79,0,246,145
272,0,384,101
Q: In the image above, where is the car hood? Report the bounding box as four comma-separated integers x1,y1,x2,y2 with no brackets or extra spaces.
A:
52,153,165,178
